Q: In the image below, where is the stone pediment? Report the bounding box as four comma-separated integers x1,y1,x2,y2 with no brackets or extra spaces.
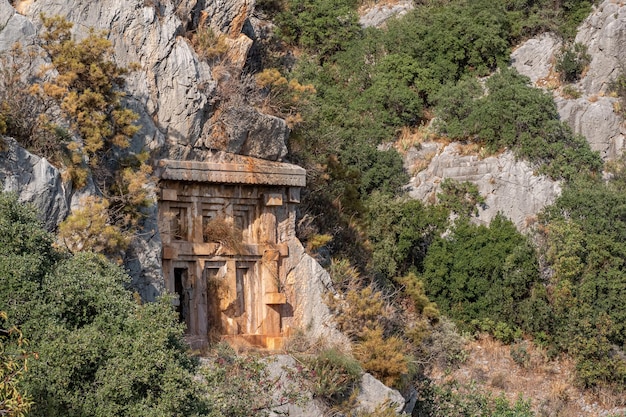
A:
156,154,306,187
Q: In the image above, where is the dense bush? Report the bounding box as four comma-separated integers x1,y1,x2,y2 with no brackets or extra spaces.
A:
421,215,544,334
539,178,626,388
434,69,602,180
555,42,591,83
275,0,360,62
365,192,448,280
0,193,205,416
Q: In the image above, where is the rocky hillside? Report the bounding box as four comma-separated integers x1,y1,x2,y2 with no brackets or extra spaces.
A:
2,0,626,415
407,0,626,230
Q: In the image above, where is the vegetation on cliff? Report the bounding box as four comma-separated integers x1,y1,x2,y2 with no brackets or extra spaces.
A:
2,0,626,415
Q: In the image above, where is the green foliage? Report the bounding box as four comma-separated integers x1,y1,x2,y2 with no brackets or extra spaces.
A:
382,0,510,100
434,68,602,180
421,214,544,334
0,193,59,324
365,192,448,280
437,179,486,218
555,42,591,83
276,0,360,61
0,193,205,416
538,178,626,388
503,0,594,41
415,379,535,417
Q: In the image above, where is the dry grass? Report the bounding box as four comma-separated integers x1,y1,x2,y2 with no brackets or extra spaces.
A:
394,125,431,154
203,217,244,253
428,334,626,417
457,142,482,156
537,62,562,90
410,151,436,175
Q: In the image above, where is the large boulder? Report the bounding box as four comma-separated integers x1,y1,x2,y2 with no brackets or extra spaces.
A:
0,137,70,231
266,355,407,417
510,32,560,85
283,239,350,347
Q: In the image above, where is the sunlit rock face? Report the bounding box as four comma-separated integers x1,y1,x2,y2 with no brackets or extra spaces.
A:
406,143,561,231
0,137,70,231
511,0,626,159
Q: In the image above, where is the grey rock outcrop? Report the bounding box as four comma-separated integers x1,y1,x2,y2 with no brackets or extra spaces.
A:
359,0,414,28
284,239,350,347
576,0,626,95
266,355,407,417
406,143,561,230
0,137,69,230
510,0,626,159
510,33,560,84
13,0,288,159
204,0,253,36
355,373,406,414
555,95,625,158
0,0,37,50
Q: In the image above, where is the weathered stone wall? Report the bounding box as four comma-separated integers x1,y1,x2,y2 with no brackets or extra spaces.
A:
406,143,561,230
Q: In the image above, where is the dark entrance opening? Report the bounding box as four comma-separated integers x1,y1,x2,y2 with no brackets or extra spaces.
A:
174,268,188,324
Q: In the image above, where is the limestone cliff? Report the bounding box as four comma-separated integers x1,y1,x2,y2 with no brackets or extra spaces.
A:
0,0,336,345
408,0,625,229
511,0,626,159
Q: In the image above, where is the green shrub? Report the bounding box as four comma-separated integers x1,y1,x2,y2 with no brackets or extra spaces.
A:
365,192,448,280
422,215,542,334
555,43,591,83
437,179,486,218
0,193,205,416
276,0,360,62
434,68,602,181
300,348,362,402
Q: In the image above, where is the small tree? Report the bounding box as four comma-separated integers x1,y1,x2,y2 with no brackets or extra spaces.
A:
555,42,591,83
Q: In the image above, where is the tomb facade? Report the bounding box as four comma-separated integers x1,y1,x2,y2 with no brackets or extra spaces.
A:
156,154,306,349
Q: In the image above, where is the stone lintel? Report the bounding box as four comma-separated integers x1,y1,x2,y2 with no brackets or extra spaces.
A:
162,245,177,259
169,242,285,257
156,156,306,187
